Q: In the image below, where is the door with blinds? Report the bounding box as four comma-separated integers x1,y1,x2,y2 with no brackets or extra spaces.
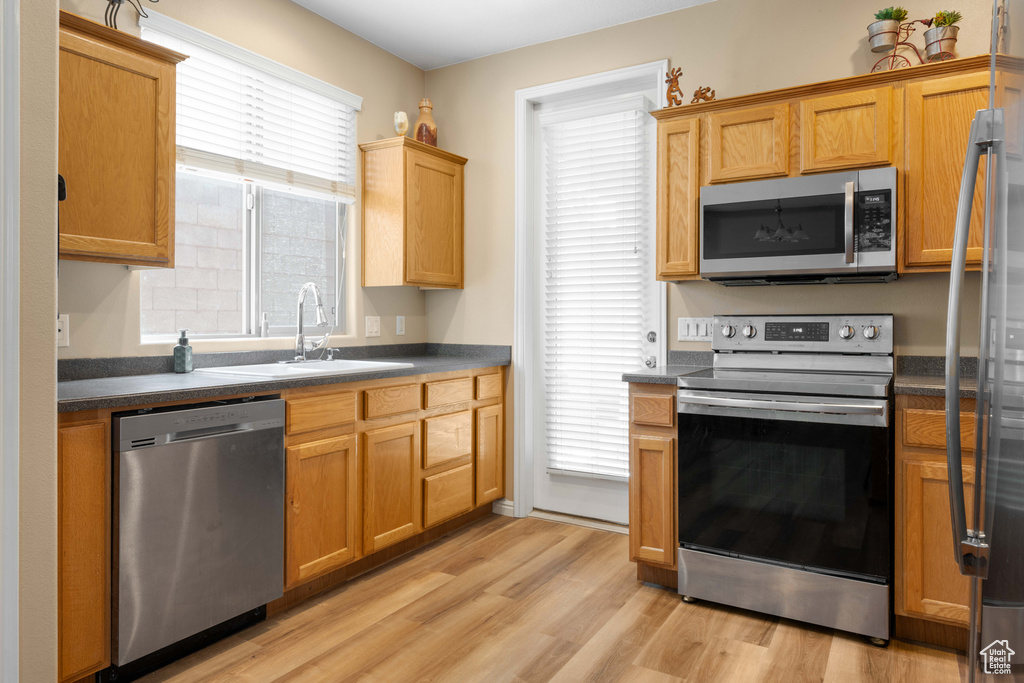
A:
532,94,662,524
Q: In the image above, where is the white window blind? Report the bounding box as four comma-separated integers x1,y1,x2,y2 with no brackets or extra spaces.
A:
139,12,361,201
539,96,653,480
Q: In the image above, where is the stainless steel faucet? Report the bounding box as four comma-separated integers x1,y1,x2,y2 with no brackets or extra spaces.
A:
294,282,330,361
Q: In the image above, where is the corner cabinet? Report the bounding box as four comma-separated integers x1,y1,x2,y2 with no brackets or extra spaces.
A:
652,55,1021,280
58,11,186,267
360,137,467,288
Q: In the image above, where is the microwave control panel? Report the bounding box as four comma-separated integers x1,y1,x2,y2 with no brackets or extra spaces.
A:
855,189,893,253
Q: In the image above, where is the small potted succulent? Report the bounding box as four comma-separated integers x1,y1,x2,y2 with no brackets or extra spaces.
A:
925,10,963,61
868,6,908,53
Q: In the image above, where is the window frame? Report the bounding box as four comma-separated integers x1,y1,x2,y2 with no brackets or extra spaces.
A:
139,171,348,342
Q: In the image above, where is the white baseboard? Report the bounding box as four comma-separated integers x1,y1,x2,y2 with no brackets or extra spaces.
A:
528,509,628,535
491,498,515,517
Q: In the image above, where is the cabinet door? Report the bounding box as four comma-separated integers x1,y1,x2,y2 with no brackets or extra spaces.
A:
629,435,676,567
58,423,110,683
707,104,789,182
58,29,176,267
405,148,464,288
285,434,358,589
800,87,893,173
900,459,975,625
656,117,700,280
475,404,504,505
363,422,421,553
904,72,990,270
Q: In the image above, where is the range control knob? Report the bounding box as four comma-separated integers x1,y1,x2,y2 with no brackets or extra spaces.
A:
839,325,856,340
721,324,736,339
741,325,757,339
863,325,881,340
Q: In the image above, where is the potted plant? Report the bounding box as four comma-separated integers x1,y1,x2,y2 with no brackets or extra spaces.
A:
925,10,963,61
868,6,908,53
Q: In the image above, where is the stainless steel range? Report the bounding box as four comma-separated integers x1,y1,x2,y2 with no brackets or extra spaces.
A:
676,314,894,643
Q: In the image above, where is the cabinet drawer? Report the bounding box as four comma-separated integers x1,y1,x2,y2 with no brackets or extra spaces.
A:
364,384,421,419
424,377,473,408
423,411,473,469
475,373,502,400
631,394,676,428
287,392,356,435
902,408,975,452
424,463,474,528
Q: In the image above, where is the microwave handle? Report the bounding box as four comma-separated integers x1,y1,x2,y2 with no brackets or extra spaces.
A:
844,181,855,263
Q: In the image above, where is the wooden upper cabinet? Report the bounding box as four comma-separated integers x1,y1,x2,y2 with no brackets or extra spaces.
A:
361,137,467,288
707,104,789,182
362,421,421,553
800,87,893,173
900,459,975,626
58,421,110,683
285,434,359,590
904,72,990,271
58,11,186,267
656,117,700,281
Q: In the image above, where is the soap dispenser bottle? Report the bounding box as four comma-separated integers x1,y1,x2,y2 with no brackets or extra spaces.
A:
174,329,193,373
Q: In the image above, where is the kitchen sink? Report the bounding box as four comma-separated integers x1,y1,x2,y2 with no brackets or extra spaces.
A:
194,359,415,379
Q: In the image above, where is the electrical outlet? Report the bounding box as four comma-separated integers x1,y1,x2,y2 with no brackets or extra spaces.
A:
365,316,380,338
396,316,406,336
57,314,70,348
677,316,713,342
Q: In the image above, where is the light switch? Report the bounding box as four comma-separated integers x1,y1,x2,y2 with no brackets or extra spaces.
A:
57,314,70,348
365,316,380,338
677,317,713,342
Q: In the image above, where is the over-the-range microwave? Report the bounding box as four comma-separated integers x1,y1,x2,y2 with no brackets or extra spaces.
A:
699,167,897,285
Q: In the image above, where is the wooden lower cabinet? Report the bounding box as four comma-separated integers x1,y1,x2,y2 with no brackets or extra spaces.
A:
896,394,977,632
285,434,359,590
363,421,422,553
475,404,504,505
58,421,110,683
424,463,475,528
627,383,678,571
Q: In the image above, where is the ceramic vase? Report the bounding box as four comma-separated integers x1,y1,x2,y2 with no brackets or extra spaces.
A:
413,98,437,147
394,111,409,136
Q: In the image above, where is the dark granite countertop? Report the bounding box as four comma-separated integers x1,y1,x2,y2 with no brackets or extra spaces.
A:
894,374,978,398
621,365,708,385
59,353,509,413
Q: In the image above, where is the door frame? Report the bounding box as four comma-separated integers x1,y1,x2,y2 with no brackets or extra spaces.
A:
512,60,668,519
0,0,19,675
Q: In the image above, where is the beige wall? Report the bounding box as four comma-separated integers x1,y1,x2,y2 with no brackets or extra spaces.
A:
423,0,992,357
57,0,428,358
20,0,58,679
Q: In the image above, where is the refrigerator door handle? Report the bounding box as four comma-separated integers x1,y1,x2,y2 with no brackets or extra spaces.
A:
945,109,997,577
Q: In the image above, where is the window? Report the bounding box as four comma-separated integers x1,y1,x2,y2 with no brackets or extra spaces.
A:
138,12,361,338
538,95,658,480
140,172,345,337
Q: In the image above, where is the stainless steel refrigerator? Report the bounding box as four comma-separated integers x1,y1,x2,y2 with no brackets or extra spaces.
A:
946,1,1024,680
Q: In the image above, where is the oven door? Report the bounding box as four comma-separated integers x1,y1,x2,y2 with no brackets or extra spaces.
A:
677,389,892,582
699,167,896,279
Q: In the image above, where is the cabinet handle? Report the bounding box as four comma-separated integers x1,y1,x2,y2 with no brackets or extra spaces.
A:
844,180,855,264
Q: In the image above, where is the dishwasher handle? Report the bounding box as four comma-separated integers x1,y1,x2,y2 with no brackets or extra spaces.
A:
116,399,285,452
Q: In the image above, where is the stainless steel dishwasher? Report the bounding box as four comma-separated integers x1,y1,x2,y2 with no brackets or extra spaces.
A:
113,397,285,668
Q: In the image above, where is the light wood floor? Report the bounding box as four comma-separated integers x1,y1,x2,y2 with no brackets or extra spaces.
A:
142,516,967,682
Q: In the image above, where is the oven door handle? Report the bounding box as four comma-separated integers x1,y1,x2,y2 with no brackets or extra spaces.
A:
844,180,856,264
676,391,888,427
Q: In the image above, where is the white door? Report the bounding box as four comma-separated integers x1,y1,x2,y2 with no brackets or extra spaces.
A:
530,90,664,524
